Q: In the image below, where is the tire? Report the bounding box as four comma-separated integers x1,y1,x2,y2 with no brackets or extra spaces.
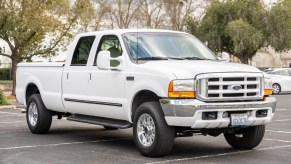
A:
224,125,265,149
103,126,118,130
272,83,281,95
26,94,52,134
133,101,175,157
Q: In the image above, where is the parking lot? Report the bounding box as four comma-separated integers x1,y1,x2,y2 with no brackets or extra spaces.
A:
0,94,290,164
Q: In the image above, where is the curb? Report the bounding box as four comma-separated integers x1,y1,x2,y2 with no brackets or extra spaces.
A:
0,105,14,109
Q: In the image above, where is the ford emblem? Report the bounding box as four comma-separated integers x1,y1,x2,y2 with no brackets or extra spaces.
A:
231,85,242,90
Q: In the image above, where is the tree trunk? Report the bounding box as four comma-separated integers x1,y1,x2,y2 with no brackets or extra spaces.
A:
11,52,18,96
240,54,249,64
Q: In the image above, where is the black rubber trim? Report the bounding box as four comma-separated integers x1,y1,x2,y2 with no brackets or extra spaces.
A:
64,98,122,107
126,76,134,81
67,114,132,129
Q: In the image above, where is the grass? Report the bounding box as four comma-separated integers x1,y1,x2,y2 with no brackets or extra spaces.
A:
0,80,12,84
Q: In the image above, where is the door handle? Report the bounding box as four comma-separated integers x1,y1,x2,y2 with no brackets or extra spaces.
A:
66,73,69,79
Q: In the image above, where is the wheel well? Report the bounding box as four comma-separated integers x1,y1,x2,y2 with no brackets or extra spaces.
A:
26,83,40,104
131,90,160,120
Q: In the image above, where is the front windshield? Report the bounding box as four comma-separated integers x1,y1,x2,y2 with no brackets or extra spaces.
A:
122,32,217,61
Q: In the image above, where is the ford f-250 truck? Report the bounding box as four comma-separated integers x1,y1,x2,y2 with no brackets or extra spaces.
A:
16,29,276,157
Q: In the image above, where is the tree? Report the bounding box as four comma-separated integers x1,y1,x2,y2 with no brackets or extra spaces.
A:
0,0,94,95
104,0,143,29
186,0,291,64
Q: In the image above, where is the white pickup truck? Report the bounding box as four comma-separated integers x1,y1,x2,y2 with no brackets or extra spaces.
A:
16,29,276,157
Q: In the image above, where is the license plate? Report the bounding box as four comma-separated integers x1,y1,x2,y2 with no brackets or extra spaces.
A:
231,113,248,126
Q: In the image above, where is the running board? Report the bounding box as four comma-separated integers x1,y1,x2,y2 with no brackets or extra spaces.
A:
67,114,132,129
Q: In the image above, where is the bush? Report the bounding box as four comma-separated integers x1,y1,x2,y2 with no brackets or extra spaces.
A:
0,68,11,80
0,90,10,105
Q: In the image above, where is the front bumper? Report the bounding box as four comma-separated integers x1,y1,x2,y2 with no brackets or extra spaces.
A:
160,97,276,129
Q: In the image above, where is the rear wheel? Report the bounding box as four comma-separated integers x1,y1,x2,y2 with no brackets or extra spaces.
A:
133,101,175,157
26,94,52,134
272,83,281,95
224,125,265,149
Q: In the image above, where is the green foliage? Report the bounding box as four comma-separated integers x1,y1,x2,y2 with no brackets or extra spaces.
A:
187,0,291,63
0,68,11,80
0,90,10,105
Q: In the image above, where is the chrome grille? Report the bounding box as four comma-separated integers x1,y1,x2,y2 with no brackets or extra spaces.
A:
196,73,264,101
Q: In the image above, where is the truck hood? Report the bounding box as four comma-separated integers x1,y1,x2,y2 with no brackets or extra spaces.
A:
141,60,262,79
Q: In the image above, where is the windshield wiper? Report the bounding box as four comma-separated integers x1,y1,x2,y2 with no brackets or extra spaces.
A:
138,57,169,60
182,57,207,60
167,57,185,60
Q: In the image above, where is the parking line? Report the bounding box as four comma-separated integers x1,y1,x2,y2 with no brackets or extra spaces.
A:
147,145,291,164
266,130,291,134
0,138,131,150
273,119,291,122
0,121,26,124
0,111,22,115
264,138,291,143
0,129,28,134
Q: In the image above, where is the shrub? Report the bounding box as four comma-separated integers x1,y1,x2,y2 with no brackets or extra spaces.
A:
0,68,11,80
0,90,10,105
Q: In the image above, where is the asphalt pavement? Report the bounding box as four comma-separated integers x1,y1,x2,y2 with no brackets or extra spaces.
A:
0,94,291,164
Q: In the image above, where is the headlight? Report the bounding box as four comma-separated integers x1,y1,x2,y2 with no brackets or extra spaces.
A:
264,77,273,96
168,79,196,98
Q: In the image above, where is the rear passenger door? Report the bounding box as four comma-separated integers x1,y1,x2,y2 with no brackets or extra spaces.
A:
62,35,97,114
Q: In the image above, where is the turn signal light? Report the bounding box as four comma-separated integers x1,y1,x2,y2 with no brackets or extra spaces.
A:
168,91,196,98
264,89,272,96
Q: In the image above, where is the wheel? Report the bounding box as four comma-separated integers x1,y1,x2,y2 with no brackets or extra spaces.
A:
224,125,265,149
103,126,118,130
133,101,175,157
272,83,281,95
26,94,52,134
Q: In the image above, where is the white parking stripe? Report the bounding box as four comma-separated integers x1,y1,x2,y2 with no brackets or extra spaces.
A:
266,130,291,134
147,145,291,164
264,138,291,143
0,121,26,124
0,138,131,150
273,119,291,122
276,109,286,111
0,111,22,115
0,129,28,134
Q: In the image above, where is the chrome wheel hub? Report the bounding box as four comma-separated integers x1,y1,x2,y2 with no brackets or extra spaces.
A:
28,102,38,126
273,85,280,94
137,114,155,147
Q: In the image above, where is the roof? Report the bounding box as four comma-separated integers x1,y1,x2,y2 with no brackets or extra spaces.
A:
76,29,187,37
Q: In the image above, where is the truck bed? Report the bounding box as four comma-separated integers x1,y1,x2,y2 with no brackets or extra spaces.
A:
16,62,66,112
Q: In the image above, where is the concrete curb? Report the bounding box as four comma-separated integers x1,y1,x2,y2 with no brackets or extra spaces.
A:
0,105,15,109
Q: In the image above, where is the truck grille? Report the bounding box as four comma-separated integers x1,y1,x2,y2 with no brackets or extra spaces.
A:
196,73,264,101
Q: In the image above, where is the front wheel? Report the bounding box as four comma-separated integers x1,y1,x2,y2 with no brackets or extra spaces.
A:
272,83,281,95
26,94,52,134
133,102,175,157
224,125,265,149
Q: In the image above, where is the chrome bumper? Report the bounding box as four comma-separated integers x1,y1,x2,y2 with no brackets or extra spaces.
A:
160,97,276,128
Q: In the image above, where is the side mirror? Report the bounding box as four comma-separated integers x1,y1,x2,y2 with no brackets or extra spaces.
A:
97,51,123,70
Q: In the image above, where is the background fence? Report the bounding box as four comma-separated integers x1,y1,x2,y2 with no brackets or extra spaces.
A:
0,63,12,80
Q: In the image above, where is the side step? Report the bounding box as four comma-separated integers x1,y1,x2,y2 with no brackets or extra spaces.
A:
67,114,132,129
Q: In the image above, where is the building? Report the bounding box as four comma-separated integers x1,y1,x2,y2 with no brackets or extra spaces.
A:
0,39,11,68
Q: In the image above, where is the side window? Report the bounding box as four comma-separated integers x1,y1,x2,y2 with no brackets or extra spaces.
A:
71,36,95,65
275,70,289,76
94,35,122,65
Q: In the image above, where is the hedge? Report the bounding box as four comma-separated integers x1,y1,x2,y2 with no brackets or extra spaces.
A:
0,68,11,80
0,90,10,105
